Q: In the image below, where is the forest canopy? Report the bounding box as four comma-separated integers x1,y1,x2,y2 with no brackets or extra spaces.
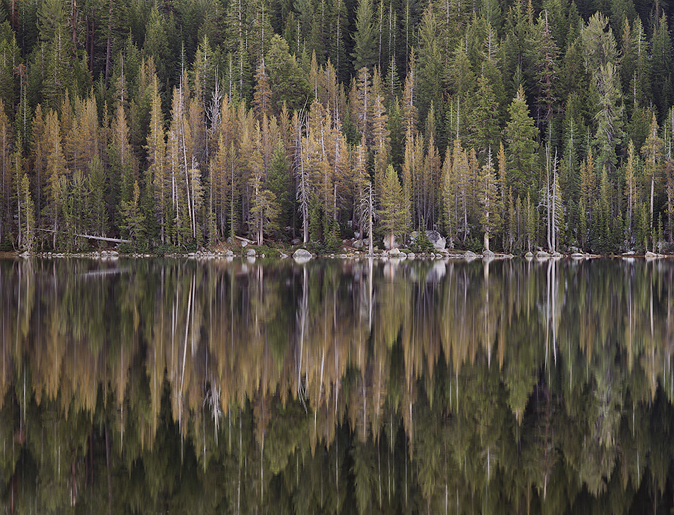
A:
1,0,674,253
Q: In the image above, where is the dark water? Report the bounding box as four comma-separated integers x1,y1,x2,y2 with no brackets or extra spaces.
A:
1,256,674,514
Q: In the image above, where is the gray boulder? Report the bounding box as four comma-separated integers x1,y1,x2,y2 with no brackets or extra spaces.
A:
246,249,256,257
293,248,312,261
383,234,400,250
426,230,446,250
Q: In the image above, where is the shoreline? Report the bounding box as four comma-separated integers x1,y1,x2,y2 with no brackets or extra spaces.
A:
0,248,666,261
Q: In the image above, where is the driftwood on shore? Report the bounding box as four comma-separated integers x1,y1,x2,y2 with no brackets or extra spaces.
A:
37,228,130,244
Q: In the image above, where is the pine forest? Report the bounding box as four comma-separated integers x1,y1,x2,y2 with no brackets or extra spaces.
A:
2,0,674,254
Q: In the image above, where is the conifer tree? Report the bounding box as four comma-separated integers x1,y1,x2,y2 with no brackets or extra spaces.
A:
504,85,538,201
143,5,171,85
65,169,87,249
525,191,537,251
416,4,443,125
379,164,406,248
351,0,377,72
87,156,107,237
422,122,440,228
479,149,501,251
466,76,500,159
120,179,145,243
249,150,279,246
252,60,273,122
528,11,558,132
0,23,21,111
441,145,456,247
267,138,292,235
641,114,664,232
45,109,67,248
665,159,674,243
371,73,389,197
145,73,167,243
353,66,371,143
651,13,672,120
624,140,637,246
330,0,348,82
451,139,470,242
18,170,35,252
0,100,11,244
401,49,417,138
266,35,311,113
593,61,624,177
580,149,596,226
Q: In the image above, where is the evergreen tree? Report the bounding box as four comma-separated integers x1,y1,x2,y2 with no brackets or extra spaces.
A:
624,139,638,246
0,99,11,244
442,145,456,246
252,60,273,121
44,109,67,248
479,149,501,251
329,0,348,82
266,35,311,113
143,5,172,86
651,13,672,120
593,61,624,179
249,150,279,246
351,0,378,72
528,11,559,133
267,138,292,237
504,85,538,201
416,4,443,126
87,156,107,237
17,170,35,252
378,164,407,248
371,72,389,197
0,22,21,111
120,179,145,243
641,113,664,231
465,75,501,159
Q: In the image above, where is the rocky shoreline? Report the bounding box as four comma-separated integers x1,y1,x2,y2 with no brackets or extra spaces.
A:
3,247,670,262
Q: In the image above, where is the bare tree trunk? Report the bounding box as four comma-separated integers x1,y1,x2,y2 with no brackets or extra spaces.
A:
105,0,113,79
368,185,373,254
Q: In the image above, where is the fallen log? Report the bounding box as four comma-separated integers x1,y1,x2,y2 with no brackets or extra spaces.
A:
37,228,131,244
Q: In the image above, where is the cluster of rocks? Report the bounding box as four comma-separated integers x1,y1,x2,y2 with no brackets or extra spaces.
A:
384,230,447,251
523,250,565,260
31,250,122,260
21,234,674,262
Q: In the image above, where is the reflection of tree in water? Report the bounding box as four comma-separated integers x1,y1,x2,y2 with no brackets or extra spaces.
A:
3,257,674,512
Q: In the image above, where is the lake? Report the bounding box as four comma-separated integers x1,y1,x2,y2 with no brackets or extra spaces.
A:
1,256,674,513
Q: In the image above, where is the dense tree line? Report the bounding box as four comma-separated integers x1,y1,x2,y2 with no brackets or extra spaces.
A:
2,0,674,253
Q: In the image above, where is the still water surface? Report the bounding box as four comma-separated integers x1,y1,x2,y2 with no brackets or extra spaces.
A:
1,256,674,514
